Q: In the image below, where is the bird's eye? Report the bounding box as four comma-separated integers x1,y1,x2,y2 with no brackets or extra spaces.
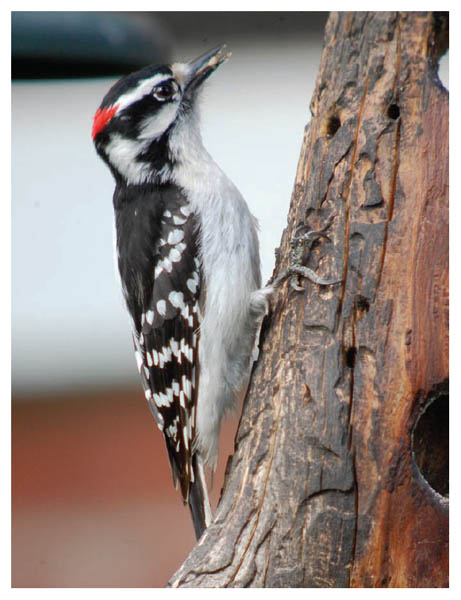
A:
153,82,176,102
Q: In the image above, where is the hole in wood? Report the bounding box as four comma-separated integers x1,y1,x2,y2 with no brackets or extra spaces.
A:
387,103,400,120
345,346,357,369
432,12,449,61
355,294,370,313
412,387,449,497
326,114,341,136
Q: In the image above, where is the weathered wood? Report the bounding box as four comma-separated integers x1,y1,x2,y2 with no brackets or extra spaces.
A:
168,11,448,588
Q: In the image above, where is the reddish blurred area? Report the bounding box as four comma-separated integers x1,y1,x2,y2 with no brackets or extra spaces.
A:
12,388,238,587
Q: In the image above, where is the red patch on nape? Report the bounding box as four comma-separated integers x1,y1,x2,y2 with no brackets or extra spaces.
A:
92,104,119,139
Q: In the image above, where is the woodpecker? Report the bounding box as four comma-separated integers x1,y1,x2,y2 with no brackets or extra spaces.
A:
92,45,271,539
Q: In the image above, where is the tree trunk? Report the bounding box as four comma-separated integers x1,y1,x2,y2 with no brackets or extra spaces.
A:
168,11,449,588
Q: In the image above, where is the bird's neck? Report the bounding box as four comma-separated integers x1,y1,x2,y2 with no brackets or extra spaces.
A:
106,113,215,189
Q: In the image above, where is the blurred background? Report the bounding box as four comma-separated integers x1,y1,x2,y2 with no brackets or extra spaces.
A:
11,11,448,588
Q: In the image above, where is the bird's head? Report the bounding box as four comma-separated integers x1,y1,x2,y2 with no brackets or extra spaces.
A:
92,44,231,185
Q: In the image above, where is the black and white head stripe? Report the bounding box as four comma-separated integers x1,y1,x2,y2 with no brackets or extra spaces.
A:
93,67,183,183
97,62,196,114
92,62,199,144
114,183,202,503
92,50,230,190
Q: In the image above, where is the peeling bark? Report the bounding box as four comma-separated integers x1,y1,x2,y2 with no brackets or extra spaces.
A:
168,11,449,588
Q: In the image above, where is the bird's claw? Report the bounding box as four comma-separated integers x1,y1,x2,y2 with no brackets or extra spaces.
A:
270,220,341,291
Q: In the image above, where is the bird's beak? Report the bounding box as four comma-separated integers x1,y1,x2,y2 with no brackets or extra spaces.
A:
185,44,231,91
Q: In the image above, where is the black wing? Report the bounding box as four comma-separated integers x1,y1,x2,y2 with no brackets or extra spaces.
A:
114,183,201,503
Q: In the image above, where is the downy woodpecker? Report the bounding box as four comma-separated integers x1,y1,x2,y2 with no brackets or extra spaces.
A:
92,45,271,539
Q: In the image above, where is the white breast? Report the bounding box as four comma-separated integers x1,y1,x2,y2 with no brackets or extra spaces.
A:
168,111,262,468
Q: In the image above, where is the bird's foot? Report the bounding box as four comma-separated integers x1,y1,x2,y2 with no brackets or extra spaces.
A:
269,220,341,292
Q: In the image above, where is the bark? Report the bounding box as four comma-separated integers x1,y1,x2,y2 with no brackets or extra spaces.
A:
168,11,449,588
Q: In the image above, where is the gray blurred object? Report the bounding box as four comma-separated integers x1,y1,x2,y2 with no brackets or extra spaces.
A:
11,11,172,78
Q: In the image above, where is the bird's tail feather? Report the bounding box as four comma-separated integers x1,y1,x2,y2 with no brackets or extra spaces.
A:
189,454,212,540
